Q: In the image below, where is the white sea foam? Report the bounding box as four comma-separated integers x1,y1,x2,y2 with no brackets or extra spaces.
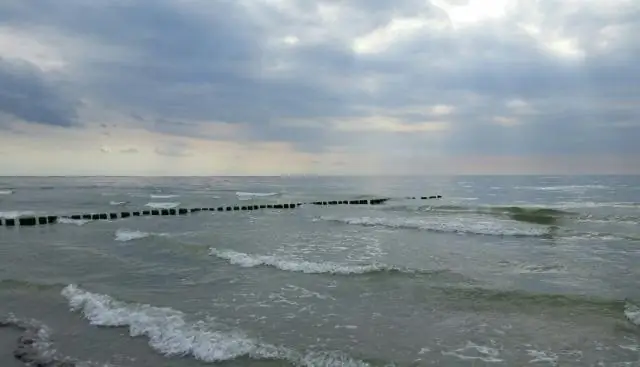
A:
0,189,13,195
514,263,567,274
0,314,111,366
150,194,179,199
556,229,640,243
441,341,503,363
145,202,180,209
577,217,639,226
210,248,402,274
319,215,549,237
115,229,150,242
526,349,559,365
1,314,54,353
625,302,640,326
551,201,639,209
520,185,609,192
58,218,90,226
236,192,279,200
60,285,371,366
619,344,639,352
0,314,61,365
109,201,128,206
282,285,335,300
0,210,35,219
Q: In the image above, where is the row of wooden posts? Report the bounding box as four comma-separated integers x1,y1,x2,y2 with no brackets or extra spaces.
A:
0,196,442,227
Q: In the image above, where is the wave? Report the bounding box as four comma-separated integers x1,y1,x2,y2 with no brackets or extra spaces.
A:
0,210,36,219
433,285,634,318
236,192,280,200
209,248,462,279
210,247,399,274
58,218,91,226
150,194,179,199
60,285,373,366
115,229,150,242
518,185,610,192
319,216,550,238
384,204,574,225
144,202,180,209
553,201,640,209
577,216,640,225
441,341,503,363
560,232,640,242
109,200,129,206
513,263,567,274
625,302,640,326
0,189,13,195
482,206,572,225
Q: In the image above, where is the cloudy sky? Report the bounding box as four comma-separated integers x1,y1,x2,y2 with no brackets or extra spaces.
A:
0,0,638,175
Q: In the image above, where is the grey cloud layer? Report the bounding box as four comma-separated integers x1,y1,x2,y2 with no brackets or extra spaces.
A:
0,57,78,127
1,0,638,155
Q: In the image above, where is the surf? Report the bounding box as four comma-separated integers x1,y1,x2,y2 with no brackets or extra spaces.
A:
60,284,376,366
383,203,575,225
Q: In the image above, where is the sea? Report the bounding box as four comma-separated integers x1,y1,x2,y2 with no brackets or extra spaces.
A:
0,175,638,367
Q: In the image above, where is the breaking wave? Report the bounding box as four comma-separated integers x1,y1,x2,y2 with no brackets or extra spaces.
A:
109,201,128,206
60,285,374,366
552,201,640,209
145,202,180,209
150,194,179,199
560,232,640,242
319,216,550,238
625,302,640,326
114,229,150,242
519,185,610,192
0,189,13,195
58,218,91,226
209,248,459,278
0,211,35,219
384,204,574,225
441,341,503,363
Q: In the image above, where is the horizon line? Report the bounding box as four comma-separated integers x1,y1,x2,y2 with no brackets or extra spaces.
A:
1,173,639,178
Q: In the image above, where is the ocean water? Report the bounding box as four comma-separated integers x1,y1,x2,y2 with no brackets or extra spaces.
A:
0,175,639,366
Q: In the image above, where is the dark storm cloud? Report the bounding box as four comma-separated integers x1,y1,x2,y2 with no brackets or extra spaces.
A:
1,0,358,124
0,57,78,127
1,0,639,156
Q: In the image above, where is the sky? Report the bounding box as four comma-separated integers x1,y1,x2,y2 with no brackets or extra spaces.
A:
0,0,638,176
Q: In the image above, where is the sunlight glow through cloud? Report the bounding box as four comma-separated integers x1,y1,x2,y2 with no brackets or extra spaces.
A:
433,0,511,27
